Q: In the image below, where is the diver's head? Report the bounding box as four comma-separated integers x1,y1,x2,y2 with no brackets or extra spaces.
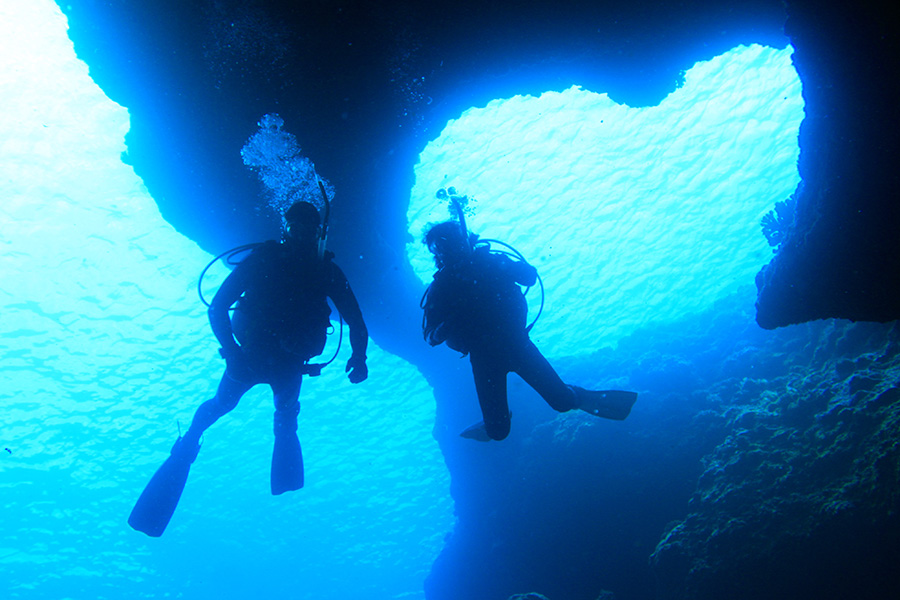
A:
284,201,321,246
424,220,473,268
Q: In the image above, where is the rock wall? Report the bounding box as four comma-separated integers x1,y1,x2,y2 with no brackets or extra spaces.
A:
427,290,900,600
650,318,900,599
755,1,900,327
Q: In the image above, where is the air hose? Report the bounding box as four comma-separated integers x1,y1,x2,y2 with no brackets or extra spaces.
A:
477,238,545,333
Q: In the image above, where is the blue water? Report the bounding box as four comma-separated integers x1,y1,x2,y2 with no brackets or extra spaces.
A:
407,44,802,354
5,2,896,600
1,4,449,599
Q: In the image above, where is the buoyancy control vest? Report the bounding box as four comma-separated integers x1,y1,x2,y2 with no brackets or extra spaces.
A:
231,241,334,359
422,245,532,354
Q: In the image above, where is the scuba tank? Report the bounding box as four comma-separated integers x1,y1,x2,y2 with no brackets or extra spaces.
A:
475,237,545,333
430,187,545,333
196,184,342,374
199,182,332,307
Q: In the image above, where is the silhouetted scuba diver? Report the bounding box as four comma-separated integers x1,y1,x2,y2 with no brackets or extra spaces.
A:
421,220,636,441
129,200,368,537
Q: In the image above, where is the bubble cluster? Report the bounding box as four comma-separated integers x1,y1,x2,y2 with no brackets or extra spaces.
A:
240,113,333,216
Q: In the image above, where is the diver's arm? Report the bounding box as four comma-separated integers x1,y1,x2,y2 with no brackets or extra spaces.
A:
328,263,369,382
422,276,450,346
329,264,368,356
513,260,538,287
208,267,248,357
493,253,537,287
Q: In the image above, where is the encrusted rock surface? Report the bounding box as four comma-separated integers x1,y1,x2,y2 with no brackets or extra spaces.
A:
650,319,900,599
755,1,900,327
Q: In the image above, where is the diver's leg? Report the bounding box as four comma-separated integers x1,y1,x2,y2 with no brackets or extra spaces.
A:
181,370,254,448
270,370,304,494
568,386,638,420
515,340,637,420
128,371,253,537
469,349,512,441
513,339,578,412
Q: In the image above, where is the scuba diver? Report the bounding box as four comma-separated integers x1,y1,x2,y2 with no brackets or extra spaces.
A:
129,200,368,537
421,219,636,441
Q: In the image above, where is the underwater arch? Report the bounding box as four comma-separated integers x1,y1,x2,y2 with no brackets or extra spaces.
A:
0,0,827,597
407,44,803,357
0,2,450,599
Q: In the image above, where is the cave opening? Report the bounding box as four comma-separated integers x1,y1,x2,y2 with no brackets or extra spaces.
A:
2,1,829,597
406,43,803,356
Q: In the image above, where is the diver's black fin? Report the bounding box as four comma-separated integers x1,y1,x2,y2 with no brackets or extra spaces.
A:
128,437,199,537
271,434,304,495
459,420,492,442
572,387,638,420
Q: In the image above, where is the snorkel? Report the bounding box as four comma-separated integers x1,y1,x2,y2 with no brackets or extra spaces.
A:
436,187,473,252
451,197,469,250
317,177,331,259
430,186,545,333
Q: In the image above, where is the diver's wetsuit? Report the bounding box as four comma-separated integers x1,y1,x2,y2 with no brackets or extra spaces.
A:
127,204,370,537
423,245,576,440
183,240,367,448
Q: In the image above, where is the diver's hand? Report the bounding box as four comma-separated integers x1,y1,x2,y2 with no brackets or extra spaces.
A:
345,354,368,384
220,345,254,383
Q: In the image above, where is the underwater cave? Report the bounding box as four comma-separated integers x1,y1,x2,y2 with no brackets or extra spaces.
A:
1,1,898,599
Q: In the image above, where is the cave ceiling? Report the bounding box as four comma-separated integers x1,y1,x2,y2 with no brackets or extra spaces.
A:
58,0,899,339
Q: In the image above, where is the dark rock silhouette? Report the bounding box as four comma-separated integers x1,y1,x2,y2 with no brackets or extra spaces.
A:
58,1,900,598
